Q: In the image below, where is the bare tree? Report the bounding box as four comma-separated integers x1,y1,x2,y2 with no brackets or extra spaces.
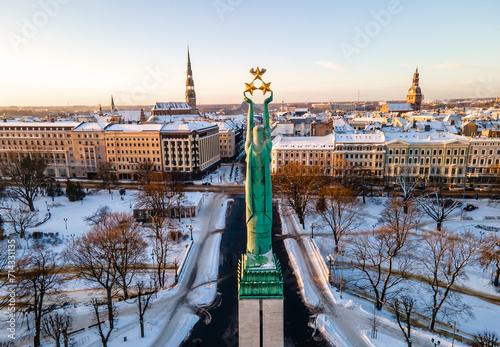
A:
417,192,459,231
398,176,421,214
0,152,48,211
136,162,154,183
138,180,179,288
65,225,120,340
97,162,117,193
136,280,157,338
16,245,62,347
91,298,115,347
41,309,73,347
350,224,413,310
68,212,147,301
4,205,38,238
473,331,499,347
478,234,500,287
173,181,185,222
147,215,176,288
420,229,479,331
84,206,111,226
316,185,362,252
106,213,147,299
272,163,324,228
350,198,416,310
137,181,175,218
392,296,416,347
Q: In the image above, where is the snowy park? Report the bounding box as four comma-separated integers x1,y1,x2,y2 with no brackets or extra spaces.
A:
281,195,500,347
0,185,230,347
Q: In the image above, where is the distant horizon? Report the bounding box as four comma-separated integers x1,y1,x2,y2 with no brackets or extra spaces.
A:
0,96,497,110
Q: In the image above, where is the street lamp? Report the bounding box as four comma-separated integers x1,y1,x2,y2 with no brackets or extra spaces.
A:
326,254,334,284
372,224,376,236
63,218,68,230
339,250,345,299
310,221,315,239
448,321,457,347
70,234,75,244
479,231,485,242
173,257,178,284
151,250,155,271
189,223,193,241
431,338,440,347
24,234,29,249
45,201,48,210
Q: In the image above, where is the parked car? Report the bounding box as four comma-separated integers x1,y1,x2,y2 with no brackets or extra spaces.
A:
481,187,492,192
184,181,195,186
367,193,380,197
461,194,473,199
463,204,478,211
491,194,500,200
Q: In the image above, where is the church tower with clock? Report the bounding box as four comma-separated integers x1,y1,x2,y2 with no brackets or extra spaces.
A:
406,67,423,111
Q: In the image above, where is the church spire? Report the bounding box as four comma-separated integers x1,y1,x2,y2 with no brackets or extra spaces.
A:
111,95,116,114
406,67,423,111
185,46,196,109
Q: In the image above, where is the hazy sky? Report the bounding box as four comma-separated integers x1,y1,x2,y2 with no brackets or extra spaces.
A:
1,0,499,106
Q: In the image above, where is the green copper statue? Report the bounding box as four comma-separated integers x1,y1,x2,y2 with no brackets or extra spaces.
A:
244,67,273,261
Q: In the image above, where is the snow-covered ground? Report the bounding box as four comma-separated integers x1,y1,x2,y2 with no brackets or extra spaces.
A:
281,197,500,346
0,190,230,347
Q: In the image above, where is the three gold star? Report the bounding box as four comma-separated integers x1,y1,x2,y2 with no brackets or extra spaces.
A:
246,67,272,95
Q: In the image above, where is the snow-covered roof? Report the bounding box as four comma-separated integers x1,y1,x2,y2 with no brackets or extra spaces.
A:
384,131,469,144
118,110,150,122
383,103,414,111
334,132,385,144
271,123,294,137
73,122,107,132
148,114,202,124
153,102,191,110
105,124,164,132
160,121,217,132
272,134,335,149
0,121,80,128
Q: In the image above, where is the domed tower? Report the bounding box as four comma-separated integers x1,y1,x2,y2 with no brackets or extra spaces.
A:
406,67,423,111
185,47,197,109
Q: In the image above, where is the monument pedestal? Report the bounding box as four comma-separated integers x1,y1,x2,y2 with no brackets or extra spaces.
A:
238,254,284,347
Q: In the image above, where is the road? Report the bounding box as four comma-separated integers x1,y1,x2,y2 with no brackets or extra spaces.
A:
152,193,227,346
182,196,327,347
280,207,452,347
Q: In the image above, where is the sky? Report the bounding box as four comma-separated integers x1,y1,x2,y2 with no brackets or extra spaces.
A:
0,0,499,106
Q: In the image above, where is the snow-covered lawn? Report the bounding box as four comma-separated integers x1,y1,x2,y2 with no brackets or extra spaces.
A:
0,190,230,347
282,197,500,346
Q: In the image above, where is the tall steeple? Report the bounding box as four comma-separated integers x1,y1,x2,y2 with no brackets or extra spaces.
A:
406,67,423,111
185,46,197,109
111,95,116,114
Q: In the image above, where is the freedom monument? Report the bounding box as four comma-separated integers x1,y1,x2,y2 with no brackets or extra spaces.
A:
238,68,284,346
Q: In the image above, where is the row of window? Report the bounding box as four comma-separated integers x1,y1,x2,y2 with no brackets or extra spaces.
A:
388,148,466,156
388,157,465,165
387,166,463,176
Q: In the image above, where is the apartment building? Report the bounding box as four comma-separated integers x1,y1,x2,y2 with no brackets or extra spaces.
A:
160,122,220,179
104,124,164,180
468,136,500,184
333,132,386,181
385,131,469,186
0,121,80,178
70,122,106,178
271,134,335,175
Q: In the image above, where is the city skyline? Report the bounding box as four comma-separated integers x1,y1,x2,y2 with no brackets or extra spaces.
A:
1,0,499,106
